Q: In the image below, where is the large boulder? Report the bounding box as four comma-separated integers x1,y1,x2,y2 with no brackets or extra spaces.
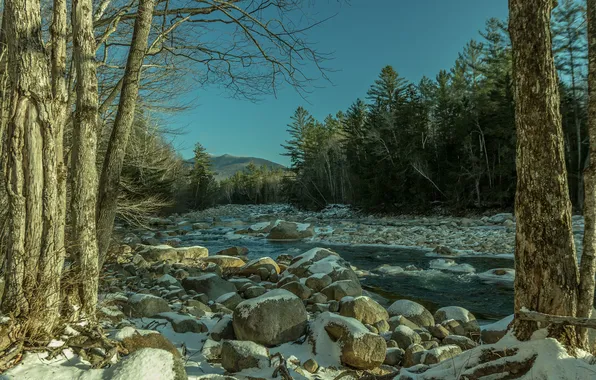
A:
391,325,422,350
124,294,171,317
221,340,269,373
202,256,246,269
175,246,208,261
387,299,434,328
267,221,314,240
233,289,308,347
339,296,389,325
287,248,360,285
280,281,312,300
137,245,208,263
155,312,208,333
238,257,280,277
434,306,480,337
305,273,333,292
309,312,386,370
138,245,178,263
421,345,462,365
182,273,237,301
321,280,362,301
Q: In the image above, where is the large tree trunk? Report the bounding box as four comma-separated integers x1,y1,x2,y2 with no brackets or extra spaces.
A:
70,0,100,320
1,0,62,338
579,0,596,350
96,0,156,266
509,0,580,346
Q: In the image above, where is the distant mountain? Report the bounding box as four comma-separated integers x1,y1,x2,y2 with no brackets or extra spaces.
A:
185,154,286,180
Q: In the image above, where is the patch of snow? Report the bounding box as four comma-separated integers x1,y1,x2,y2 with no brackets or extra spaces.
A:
215,292,238,304
481,314,514,332
429,259,475,273
296,222,312,232
436,306,472,323
388,299,426,318
374,265,405,275
249,221,271,232
236,289,298,318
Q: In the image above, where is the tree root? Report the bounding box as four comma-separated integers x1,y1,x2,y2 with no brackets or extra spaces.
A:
0,341,24,372
460,354,537,380
271,352,293,380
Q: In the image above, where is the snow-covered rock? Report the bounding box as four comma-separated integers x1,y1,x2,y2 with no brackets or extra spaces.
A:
477,268,515,287
434,306,480,336
387,299,434,328
233,289,308,346
321,280,362,301
267,220,314,240
220,340,269,373
480,314,514,344
339,296,389,325
201,255,246,269
309,312,386,369
428,259,475,273
391,325,422,350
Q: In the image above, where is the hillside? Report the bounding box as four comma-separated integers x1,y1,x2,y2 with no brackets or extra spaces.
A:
185,154,286,180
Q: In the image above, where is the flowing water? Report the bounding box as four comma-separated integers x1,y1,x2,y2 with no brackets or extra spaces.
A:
176,225,515,322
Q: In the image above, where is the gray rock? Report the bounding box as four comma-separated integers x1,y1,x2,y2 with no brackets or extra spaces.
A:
421,345,462,365
155,312,207,333
221,340,269,373
124,294,171,317
233,289,308,347
281,281,312,300
182,273,237,301
267,221,314,240
215,292,243,310
305,274,332,292
387,299,434,328
391,325,422,350
321,280,362,301
244,286,267,299
384,347,404,366
211,315,235,342
443,335,478,350
434,306,480,337
339,296,389,325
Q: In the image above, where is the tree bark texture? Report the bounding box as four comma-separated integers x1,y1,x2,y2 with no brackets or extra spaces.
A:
70,0,100,320
96,0,156,266
579,0,596,350
1,0,62,338
509,0,580,345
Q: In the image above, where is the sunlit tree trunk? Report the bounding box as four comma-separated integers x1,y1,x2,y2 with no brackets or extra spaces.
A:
509,0,580,346
96,0,156,266
579,0,596,350
1,0,62,338
70,0,100,320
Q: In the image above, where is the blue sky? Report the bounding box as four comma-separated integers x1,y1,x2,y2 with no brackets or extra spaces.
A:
167,0,508,165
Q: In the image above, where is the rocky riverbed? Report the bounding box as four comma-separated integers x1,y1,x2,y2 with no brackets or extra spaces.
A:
3,204,593,379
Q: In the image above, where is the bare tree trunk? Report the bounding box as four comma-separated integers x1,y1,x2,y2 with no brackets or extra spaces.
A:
70,0,100,321
1,0,62,338
96,0,156,266
579,0,596,349
509,0,580,347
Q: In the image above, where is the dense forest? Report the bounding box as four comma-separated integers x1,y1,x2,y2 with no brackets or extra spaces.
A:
176,1,590,214
278,1,588,212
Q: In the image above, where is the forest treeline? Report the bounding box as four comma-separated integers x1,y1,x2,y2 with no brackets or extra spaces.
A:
280,3,588,212
183,1,590,213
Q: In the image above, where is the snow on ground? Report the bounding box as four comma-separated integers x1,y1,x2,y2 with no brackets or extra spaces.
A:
481,314,514,332
400,331,596,379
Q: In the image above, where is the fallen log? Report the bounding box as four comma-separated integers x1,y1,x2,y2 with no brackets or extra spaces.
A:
518,309,596,329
